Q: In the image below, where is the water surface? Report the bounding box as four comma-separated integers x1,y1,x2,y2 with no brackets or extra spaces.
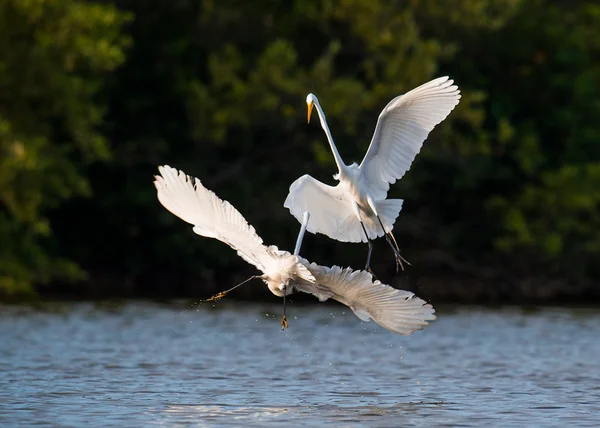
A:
1,301,599,426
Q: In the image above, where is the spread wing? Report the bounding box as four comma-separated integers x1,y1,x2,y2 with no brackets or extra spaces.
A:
360,76,461,199
154,165,273,272
284,174,365,243
295,258,436,335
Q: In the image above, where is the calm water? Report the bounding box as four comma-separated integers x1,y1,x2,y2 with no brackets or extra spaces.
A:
1,301,599,427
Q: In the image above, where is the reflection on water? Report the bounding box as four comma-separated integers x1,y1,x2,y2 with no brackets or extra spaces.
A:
1,301,599,427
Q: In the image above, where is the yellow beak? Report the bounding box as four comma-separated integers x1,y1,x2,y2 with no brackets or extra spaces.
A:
306,101,313,123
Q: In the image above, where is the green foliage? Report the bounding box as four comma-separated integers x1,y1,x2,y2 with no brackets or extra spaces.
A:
0,0,131,297
476,0,600,280
1,0,598,300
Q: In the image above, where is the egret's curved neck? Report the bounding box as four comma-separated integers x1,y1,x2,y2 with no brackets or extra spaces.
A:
313,99,346,174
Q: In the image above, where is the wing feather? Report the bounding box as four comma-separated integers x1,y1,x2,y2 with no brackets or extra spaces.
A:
295,258,436,335
154,165,271,271
360,76,461,199
283,174,364,242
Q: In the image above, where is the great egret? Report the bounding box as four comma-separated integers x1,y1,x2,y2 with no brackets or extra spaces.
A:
154,165,436,335
284,76,461,273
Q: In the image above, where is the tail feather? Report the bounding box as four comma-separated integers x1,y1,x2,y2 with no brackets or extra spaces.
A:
373,198,404,233
338,198,404,242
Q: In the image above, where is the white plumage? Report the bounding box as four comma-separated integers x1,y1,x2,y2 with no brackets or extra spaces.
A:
154,165,435,335
295,258,436,335
155,165,314,294
284,77,461,272
361,76,463,199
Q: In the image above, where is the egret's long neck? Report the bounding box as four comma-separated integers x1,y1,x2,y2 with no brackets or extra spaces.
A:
313,100,346,174
293,212,310,256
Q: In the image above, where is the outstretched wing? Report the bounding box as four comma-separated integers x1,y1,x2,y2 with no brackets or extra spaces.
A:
360,76,461,199
284,174,365,242
295,258,436,335
154,165,272,271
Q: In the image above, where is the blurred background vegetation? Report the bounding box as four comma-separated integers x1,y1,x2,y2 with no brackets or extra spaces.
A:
1,0,598,303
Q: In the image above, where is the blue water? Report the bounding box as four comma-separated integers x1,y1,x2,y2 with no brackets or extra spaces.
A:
1,301,599,427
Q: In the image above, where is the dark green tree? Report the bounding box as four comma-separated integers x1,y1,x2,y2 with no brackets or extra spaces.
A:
0,0,131,298
3,0,597,302
55,0,495,299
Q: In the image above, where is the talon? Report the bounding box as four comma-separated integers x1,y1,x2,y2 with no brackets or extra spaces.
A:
394,251,404,273
379,222,410,273
396,251,411,271
281,315,288,330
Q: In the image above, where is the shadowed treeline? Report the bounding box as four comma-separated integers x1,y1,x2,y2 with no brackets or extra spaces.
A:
1,0,599,303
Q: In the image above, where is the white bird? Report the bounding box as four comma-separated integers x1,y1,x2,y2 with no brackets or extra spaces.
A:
284,76,461,274
154,165,436,335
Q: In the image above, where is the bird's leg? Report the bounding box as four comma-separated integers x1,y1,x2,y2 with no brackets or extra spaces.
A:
282,211,309,330
281,284,289,330
201,275,257,302
359,221,377,281
376,216,411,272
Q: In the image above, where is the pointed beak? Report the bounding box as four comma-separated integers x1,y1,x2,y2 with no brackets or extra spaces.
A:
306,100,313,123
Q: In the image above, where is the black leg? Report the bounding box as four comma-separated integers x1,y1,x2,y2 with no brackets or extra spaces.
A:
359,221,378,281
376,216,410,272
281,285,288,330
201,275,257,302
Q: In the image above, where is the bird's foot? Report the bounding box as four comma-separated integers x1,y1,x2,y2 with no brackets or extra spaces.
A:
393,253,402,273
203,291,226,302
392,249,411,273
382,229,410,273
281,315,288,330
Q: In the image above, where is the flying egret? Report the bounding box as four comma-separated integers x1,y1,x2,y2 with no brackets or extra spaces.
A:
154,165,436,335
284,76,461,274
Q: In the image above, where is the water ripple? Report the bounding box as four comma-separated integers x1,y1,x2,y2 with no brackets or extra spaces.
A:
1,303,599,426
